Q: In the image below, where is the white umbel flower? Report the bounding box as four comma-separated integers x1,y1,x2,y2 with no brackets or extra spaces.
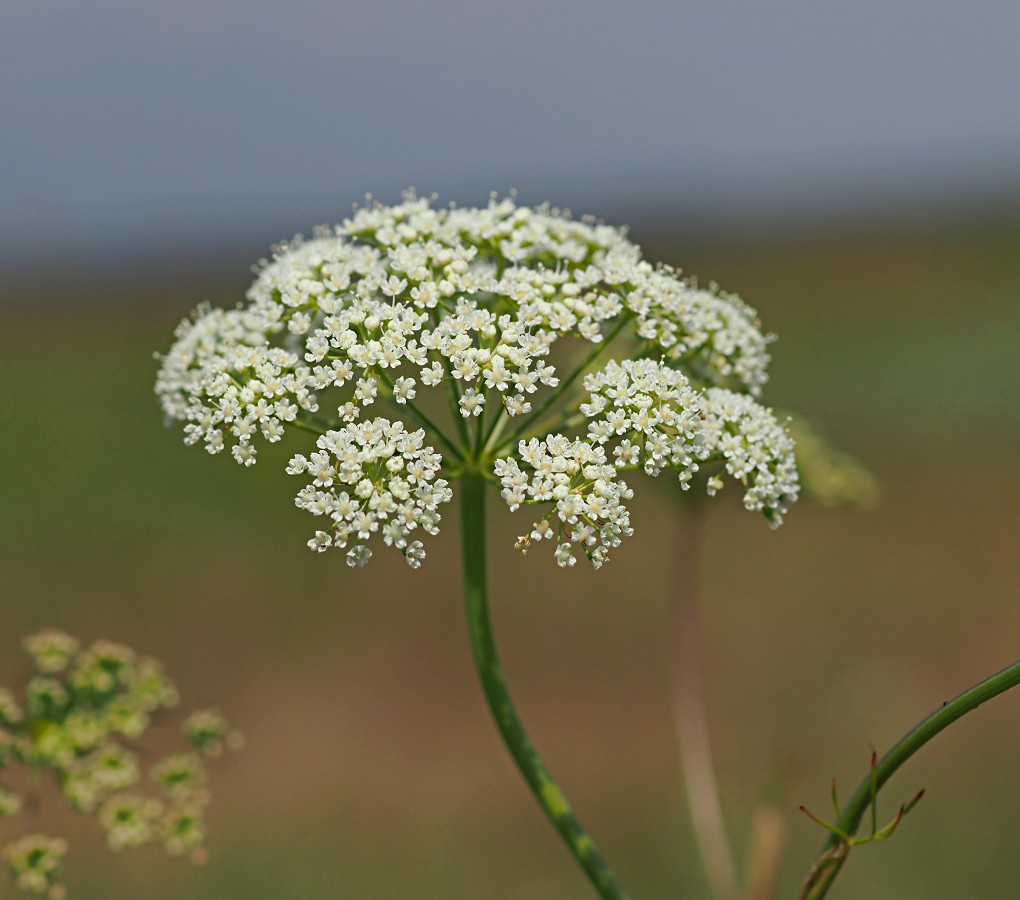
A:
157,194,772,463
495,435,634,569
698,388,800,526
582,358,702,485
156,192,793,566
155,304,313,463
627,274,773,396
287,417,452,568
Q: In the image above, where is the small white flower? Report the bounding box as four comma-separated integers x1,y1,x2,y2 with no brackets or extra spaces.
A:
308,531,333,552
459,388,485,418
404,541,426,569
231,443,257,467
354,378,377,405
346,545,373,568
392,376,417,404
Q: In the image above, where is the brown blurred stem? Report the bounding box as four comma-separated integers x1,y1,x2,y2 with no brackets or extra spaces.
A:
24,770,43,827
671,508,742,900
745,805,787,900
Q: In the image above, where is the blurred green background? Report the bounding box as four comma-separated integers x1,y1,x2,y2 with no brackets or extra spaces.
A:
2,207,1018,898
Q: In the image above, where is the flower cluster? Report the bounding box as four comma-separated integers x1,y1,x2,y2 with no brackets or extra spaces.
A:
628,273,773,396
0,630,241,897
697,389,800,526
2,836,67,899
581,358,702,482
286,417,453,568
156,193,797,568
495,436,634,568
154,304,307,466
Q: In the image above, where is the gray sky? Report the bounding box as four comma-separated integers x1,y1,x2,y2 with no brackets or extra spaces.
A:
3,0,1019,265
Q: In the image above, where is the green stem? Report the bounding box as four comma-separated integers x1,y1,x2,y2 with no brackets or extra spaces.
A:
375,369,464,461
459,469,630,900
807,657,1020,899
472,387,489,460
292,413,332,436
495,314,633,454
439,361,473,450
478,402,510,459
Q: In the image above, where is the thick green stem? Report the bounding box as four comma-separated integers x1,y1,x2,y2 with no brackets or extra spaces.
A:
806,657,1020,899
459,469,630,900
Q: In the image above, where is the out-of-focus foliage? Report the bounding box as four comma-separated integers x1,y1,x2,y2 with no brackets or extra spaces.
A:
787,416,881,510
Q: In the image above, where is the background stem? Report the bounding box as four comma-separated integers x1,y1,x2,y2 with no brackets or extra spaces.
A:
671,509,742,900
459,468,630,900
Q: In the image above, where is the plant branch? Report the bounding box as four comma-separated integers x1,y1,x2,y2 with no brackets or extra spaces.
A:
494,314,632,454
375,369,464,461
803,656,1020,899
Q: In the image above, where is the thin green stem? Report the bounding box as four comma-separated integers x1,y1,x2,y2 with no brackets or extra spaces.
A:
805,656,1020,899
472,387,489,460
459,469,630,900
375,369,464,461
441,372,472,451
479,402,510,459
495,314,633,454
292,414,332,436
448,383,472,447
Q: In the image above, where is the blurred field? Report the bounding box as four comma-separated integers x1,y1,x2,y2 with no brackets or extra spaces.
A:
2,210,1019,899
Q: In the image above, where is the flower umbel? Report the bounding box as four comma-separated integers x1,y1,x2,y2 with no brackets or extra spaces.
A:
153,192,803,900
582,358,702,482
287,417,452,568
698,388,800,526
155,192,798,567
496,435,635,569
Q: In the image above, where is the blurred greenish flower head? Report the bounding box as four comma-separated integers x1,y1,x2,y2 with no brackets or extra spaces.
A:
0,630,240,898
156,194,800,569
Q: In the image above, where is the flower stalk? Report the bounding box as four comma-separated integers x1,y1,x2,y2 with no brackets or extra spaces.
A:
459,468,629,900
